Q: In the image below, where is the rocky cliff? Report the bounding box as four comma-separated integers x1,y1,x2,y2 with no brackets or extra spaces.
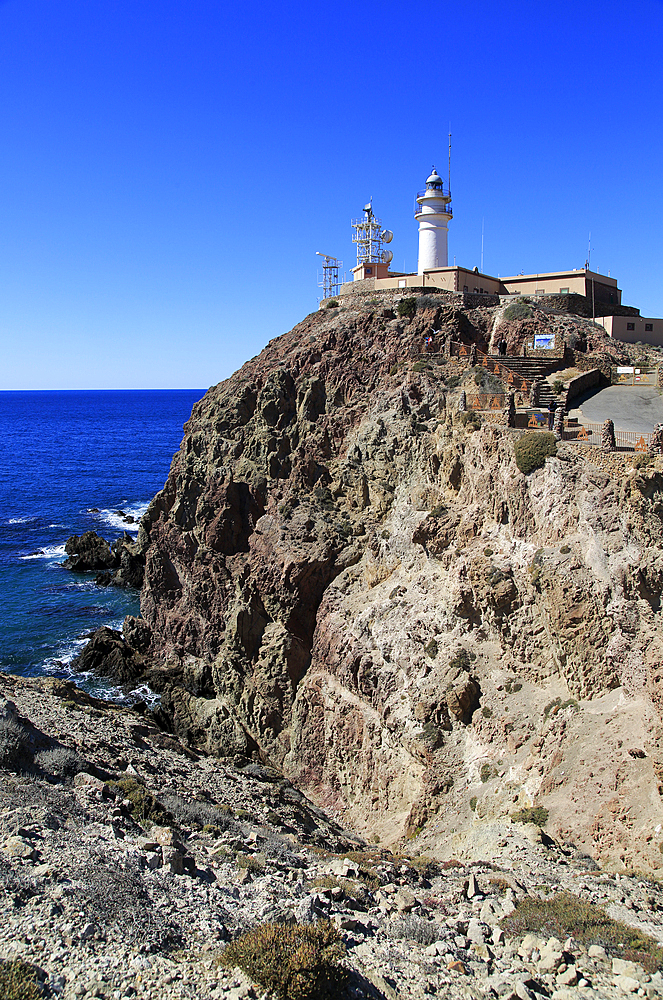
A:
125,291,663,872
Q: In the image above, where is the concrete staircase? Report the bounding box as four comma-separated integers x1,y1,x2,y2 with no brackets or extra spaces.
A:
485,355,564,408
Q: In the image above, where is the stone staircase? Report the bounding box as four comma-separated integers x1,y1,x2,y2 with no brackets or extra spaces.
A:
485,355,564,408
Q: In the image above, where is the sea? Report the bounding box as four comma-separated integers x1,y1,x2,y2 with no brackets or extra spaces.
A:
0,389,206,703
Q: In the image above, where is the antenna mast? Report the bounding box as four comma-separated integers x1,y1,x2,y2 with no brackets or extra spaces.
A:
316,252,342,300
351,200,393,266
448,128,452,193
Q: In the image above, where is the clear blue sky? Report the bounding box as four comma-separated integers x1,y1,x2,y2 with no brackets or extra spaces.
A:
1,0,662,389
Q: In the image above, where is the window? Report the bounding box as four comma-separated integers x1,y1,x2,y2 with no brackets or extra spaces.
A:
610,293,614,303
645,323,653,332
365,267,373,275
463,285,468,292
479,287,484,293
398,279,406,288
627,323,635,331
536,289,544,295
559,287,569,294
473,287,479,293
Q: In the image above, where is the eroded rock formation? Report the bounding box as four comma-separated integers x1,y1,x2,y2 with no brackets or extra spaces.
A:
117,292,663,870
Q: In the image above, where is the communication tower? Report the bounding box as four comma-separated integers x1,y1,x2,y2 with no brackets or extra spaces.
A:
351,201,393,267
316,252,343,299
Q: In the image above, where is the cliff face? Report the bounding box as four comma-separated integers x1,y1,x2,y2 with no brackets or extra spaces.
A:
131,292,663,871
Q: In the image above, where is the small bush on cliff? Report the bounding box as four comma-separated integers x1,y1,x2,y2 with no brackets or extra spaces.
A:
35,746,87,781
514,432,557,474
107,777,171,827
396,297,416,318
391,915,439,945
220,919,347,1000
0,959,42,1000
324,299,339,308
503,300,533,321
511,806,549,827
502,892,663,972
0,718,30,769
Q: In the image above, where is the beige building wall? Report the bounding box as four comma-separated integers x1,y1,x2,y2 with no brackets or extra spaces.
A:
596,314,663,347
501,269,621,305
340,265,502,297
340,264,623,307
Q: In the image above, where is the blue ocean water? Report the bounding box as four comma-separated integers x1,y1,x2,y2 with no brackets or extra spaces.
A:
0,389,206,700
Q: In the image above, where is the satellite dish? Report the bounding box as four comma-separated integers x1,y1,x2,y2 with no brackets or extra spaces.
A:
381,250,394,264
381,230,393,244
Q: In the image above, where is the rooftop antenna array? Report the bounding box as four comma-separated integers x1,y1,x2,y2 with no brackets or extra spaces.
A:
315,252,343,300
351,199,393,266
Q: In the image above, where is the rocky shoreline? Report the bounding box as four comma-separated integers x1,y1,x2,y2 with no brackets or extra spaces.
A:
4,671,663,1000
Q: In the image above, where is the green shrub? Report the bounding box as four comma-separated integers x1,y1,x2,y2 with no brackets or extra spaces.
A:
511,806,549,827
633,453,653,469
552,379,564,394
412,360,429,372
480,763,492,783
504,679,522,694
389,364,399,376
514,432,557,474
502,892,663,972
107,777,171,826
424,639,438,659
503,300,533,321
220,919,347,999
560,545,571,554
324,299,339,309
469,796,477,812
0,960,42,1000
483,547,494,557
481,706,493,718
396,297,416,318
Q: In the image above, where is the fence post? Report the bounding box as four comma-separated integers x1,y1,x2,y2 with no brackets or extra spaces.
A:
553,405,564,441
503,392,516,428
602,419,616,453
529,379,540,407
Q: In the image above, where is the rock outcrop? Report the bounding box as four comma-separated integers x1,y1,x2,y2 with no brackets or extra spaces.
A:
63,530,145,588
102,292,663,871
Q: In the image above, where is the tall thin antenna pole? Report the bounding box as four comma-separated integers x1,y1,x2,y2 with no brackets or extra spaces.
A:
448,128,452,192
481,218,484,273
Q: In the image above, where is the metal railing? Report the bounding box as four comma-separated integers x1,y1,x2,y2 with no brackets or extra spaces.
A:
562,421,651,451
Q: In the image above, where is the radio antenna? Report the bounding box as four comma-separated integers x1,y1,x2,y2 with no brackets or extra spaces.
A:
448,127,452,192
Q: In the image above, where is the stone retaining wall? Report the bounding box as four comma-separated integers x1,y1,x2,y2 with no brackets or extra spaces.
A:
565,367,607,406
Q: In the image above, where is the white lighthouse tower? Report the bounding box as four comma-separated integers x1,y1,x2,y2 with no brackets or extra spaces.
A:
415,167,452,274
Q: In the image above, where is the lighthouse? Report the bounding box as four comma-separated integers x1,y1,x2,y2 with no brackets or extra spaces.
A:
415,167,452,274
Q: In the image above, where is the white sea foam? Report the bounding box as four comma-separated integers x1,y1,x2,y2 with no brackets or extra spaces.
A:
8,516,38,524
20,543,67,561
94,500,150,535
41,623,159,707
